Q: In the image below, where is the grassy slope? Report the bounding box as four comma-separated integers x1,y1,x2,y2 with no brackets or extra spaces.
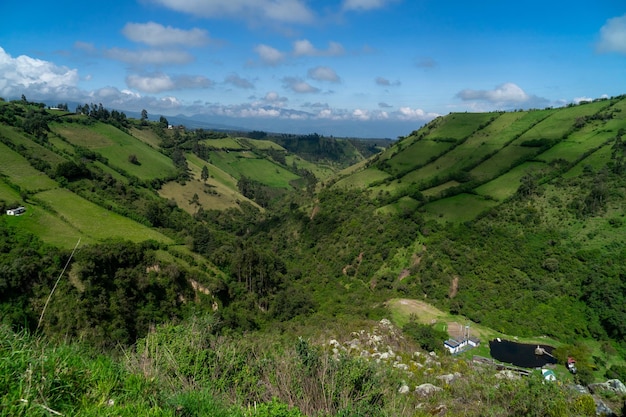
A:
51,122,178,180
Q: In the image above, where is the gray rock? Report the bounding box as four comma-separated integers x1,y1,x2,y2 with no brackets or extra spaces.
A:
398,384,410,394
607,379,626,394
595,399,614,416
415,383,443,397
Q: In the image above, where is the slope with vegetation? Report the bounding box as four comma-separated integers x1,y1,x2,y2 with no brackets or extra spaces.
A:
1,95,626,416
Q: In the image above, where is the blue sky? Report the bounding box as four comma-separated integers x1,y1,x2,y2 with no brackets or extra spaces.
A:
1,1,625,137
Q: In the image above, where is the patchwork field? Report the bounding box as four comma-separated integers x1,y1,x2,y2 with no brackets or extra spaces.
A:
34,188,173,244
0,142,58,192
51,122,177,180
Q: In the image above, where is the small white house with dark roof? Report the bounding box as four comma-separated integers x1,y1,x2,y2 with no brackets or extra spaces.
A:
6,206,26,216
444,339,467,354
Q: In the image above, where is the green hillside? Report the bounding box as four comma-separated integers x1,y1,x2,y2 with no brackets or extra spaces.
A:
2,97,626,416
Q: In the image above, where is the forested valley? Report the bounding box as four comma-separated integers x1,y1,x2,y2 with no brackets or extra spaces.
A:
1,96,626,416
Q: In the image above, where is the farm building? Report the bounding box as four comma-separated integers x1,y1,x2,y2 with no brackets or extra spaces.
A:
444,336,480,354
6,206,26,216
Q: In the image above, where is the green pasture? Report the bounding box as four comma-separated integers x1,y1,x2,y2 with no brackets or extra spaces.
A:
51,122,177,180
422,180,460,198
200,137,245,149
517,102,608,142
535,124,615,163
562,144,612,178
286,154,336,180
236,137,285,150
474,161,547,201
47,134,76,156
209,150,299,188
4,202,94,249
375,196,420,215
334,166,389,189
0,125,66,166
426,112,496,140
129,127,162,148
469,144,538,182
160,153,250,212
420,193,498,223
0,142,58,192
0,179,21,202
34,188,173,244
384,139,453,174
186,152,238,191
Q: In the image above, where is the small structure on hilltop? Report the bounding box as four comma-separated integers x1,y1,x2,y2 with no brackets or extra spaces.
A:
443,324,480,354
6,206,26,216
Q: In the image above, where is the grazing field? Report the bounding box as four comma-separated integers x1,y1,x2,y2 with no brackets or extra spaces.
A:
129,127,162,148
420,193,497,223
35,188,173,244
474,161,547,201
384,140,453,175
562,144,613,178
536,124,615,163
0,179,21,202
209,151,299,188
426,112,496,140
422,180,460,198
159,152,253,213
468,144,538,183
0,142,58,192
5,203,94,248
51,122,177,180
375,196,420,215
200,137,245,149
0,125,67,166
334,166,389,188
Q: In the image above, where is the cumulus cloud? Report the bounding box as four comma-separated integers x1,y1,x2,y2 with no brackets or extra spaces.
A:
396,107,439,121
225,73,254,89
105,48,194,65
149,0,314,24
122,22,210,47
457,83,531,103
597,14,626,54
262,91,288,106
342,0,399,11
375,76,400,87
254,44,285,66
293,39,345,57
0,46,80,99
282,76,320,93
126,73,212,93
308,66,340,83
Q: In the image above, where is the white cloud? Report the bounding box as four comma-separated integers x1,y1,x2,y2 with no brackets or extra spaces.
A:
396,107,439,120
225,73,254,89
262,91,288,106
150,0,314,24
308,66,340,83
342,0,399,11
0,47,79,99
456,82,530,103
293,39,345,57
127,73,212,93
597,14,626,54
282,77,320,93
254,44,285,66
105,48,194,65
375,76,400,87
122,22,210,47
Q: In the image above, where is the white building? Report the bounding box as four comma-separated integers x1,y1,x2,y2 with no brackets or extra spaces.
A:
6,206,26,216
